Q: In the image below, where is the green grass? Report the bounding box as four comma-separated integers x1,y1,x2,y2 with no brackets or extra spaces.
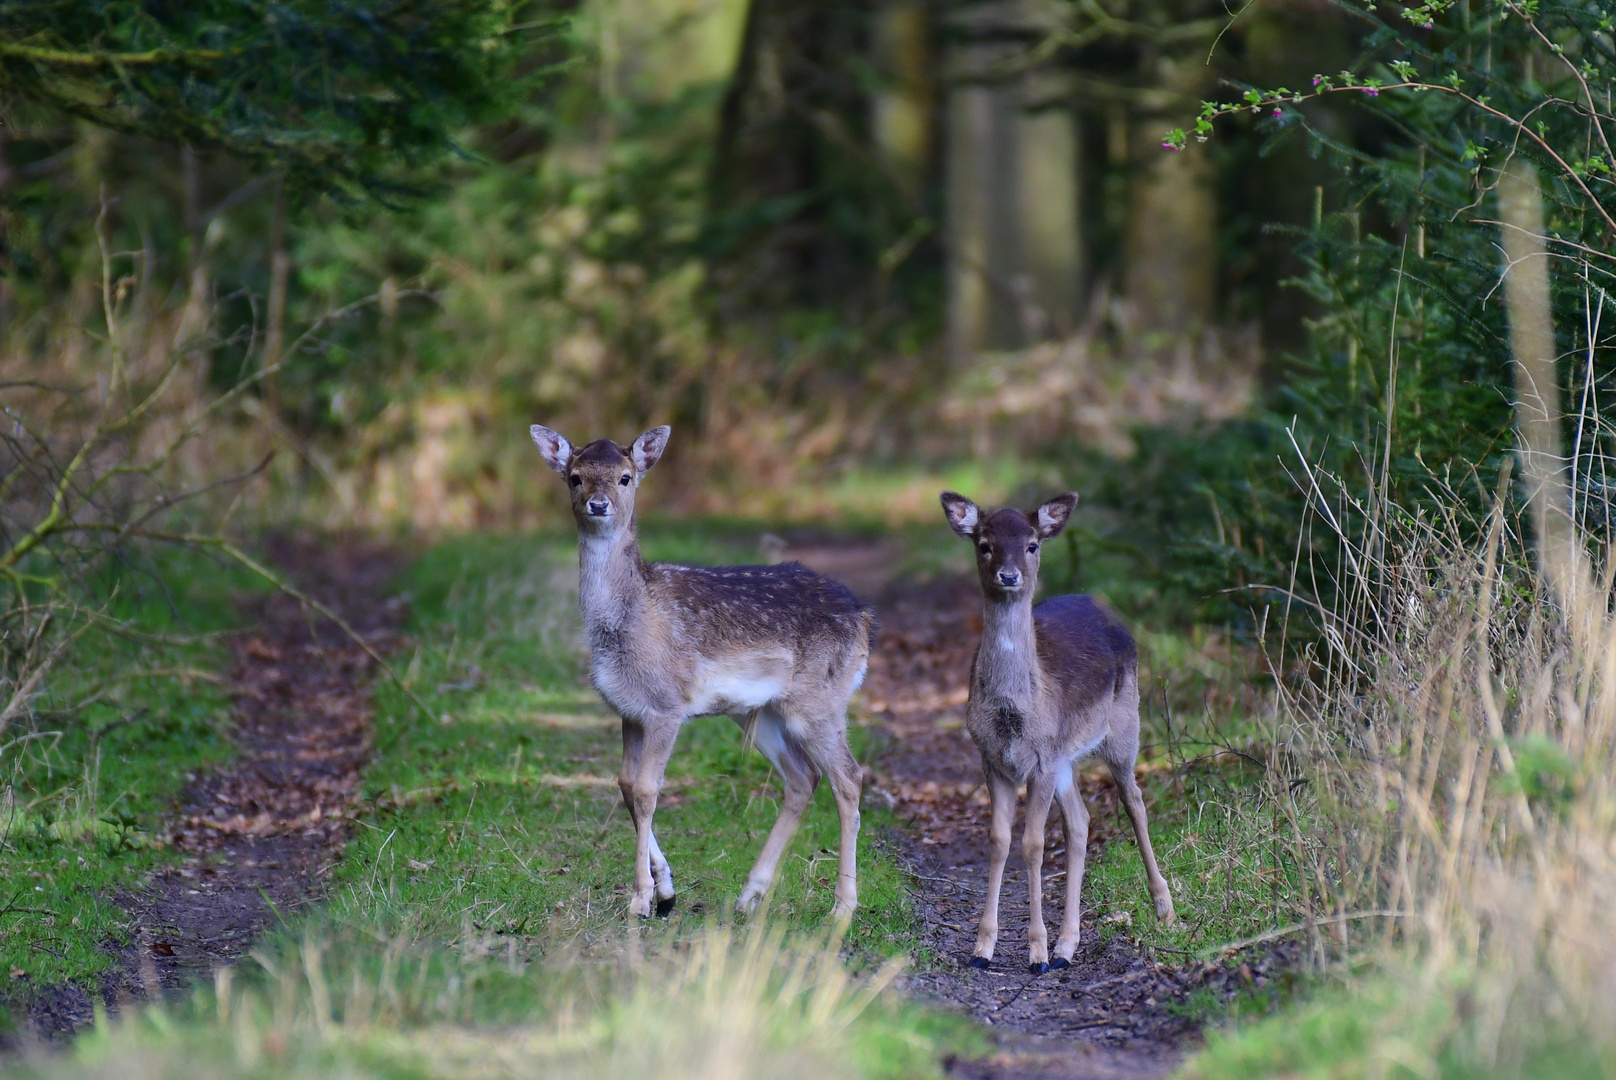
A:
1,548,269,992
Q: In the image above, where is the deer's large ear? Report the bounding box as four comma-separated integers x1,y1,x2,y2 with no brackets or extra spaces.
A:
631,425,671,472
940,491,980,539
530,424,573,474
1032,493,1078,539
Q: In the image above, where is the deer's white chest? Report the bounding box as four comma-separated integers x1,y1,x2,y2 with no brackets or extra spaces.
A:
590,648,657,721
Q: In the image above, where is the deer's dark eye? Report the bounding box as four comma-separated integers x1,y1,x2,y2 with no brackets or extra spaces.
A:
1027,543,1039,554
569,474,582,488
977,543,991,557
619,474,632,486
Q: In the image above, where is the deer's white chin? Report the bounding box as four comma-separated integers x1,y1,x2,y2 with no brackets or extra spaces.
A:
577,512,621,536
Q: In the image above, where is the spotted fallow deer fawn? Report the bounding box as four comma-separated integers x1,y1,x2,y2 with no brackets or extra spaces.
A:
530,423,874,920
940,490,1175,973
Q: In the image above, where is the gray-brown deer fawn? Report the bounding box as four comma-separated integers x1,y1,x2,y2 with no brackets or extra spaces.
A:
940,490,1174,972
531,423,873,919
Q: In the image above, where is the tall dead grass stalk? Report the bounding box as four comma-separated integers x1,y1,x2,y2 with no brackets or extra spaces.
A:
1280,432,1616,1066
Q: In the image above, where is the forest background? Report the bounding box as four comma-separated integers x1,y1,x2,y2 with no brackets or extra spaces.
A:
2,0,1616,1077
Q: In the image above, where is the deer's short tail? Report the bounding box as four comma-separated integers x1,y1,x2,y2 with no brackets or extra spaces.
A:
862,607,881,651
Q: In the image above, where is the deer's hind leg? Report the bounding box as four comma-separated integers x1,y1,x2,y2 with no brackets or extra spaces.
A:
736,705,820,914
1100,706,1175,924
820,725,863,920
619,720,677,916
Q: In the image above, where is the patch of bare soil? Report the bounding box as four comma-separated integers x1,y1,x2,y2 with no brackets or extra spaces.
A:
21,538,405,1041
787,542,1222,1080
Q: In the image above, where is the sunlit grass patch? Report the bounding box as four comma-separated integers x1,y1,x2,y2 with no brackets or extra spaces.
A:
1081,753,1292,960
1074,620,1288,961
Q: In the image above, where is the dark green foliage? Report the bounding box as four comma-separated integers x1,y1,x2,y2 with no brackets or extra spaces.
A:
1101,0,1616,629
0,0,544,202
1501,734,1580,815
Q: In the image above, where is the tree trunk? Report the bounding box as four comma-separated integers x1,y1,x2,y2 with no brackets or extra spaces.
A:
703,0,875,309
175,145,211,350
708,0,763,215
946,67,1015,362
945,3,1082,363
1125,58,1216,342
873,0,932,200
1014,76,1082,340
1498,157,1592,619
264,178,289,409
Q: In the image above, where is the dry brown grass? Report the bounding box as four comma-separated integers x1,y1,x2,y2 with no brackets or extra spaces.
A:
1263,451,1616,1070
18,919,923,1080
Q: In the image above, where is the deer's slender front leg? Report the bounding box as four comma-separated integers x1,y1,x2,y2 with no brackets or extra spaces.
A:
971,769,1018,966
1022,771,1059,972
619,720,676,914
1052,765,1090,966
627,719,680,919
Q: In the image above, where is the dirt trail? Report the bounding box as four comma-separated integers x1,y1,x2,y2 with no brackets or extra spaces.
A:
23,539,404,1039
788,542,1207,1080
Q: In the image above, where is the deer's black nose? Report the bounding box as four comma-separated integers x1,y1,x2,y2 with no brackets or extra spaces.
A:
997,570,1021,587
588,499,610,516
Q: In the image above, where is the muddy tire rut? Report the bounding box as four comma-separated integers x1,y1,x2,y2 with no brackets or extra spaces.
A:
23,539,404,1040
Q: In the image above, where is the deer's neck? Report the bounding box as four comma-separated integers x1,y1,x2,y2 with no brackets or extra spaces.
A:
976,595,1041,704
577,523,650,641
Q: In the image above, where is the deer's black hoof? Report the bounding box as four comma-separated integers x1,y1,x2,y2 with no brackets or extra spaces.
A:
967,956,991,969
1029,961,1049,974
655,895,676,918
1049,957,1070,971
